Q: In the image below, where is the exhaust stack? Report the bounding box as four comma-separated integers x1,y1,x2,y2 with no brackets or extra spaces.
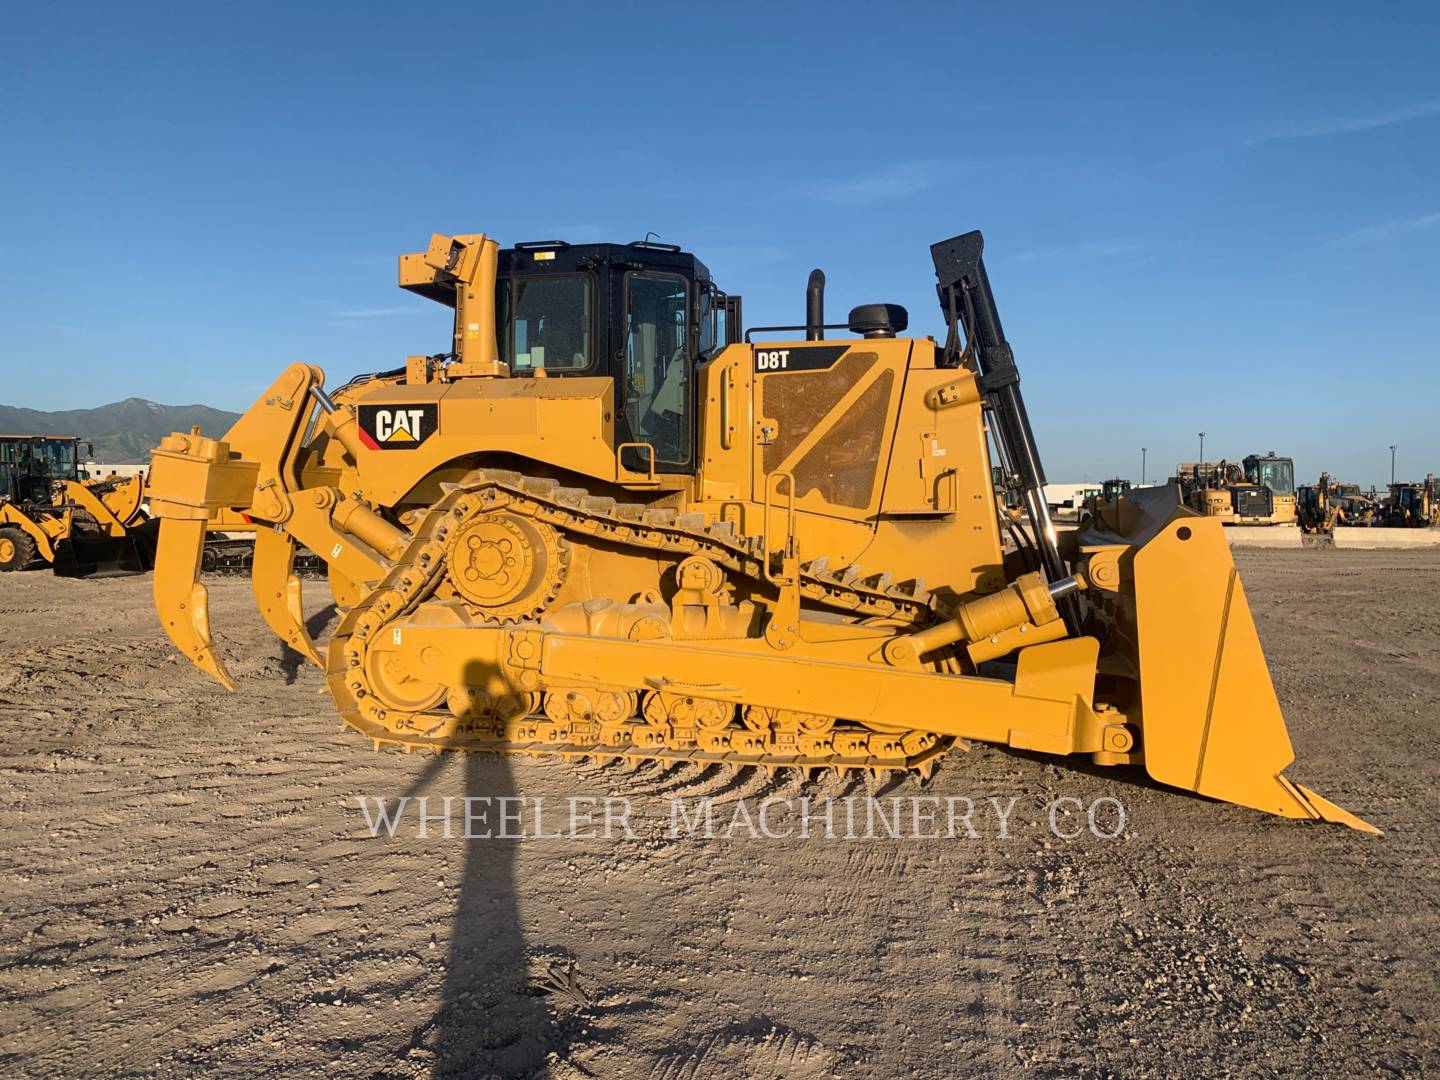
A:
805,269,826,340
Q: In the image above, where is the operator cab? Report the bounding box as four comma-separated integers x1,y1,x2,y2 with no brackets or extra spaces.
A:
496,241,742,474
0,435,82,506
1243,453,1295,495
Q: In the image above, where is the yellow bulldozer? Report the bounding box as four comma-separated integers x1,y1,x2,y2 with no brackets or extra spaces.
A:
145,229,1372,830
0,435,157,575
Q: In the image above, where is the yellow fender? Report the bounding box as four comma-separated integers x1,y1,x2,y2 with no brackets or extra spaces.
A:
0,502,62,563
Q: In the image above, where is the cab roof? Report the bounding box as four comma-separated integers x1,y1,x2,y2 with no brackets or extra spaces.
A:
502,240,713,283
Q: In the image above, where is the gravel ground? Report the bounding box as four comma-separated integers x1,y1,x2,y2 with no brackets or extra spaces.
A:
0,549,1435,1077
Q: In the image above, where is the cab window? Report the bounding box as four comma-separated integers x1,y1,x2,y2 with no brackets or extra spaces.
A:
624,272,691,469
497,274,592,371
38,438,77,479
699,287,715,357
1247,459,1294,494
698,285,735,358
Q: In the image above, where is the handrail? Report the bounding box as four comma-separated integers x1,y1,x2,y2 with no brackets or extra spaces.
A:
720,368,734,450
762,470,797,586
616,441,659,486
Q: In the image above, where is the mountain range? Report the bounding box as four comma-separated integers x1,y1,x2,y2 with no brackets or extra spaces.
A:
0,399,241,464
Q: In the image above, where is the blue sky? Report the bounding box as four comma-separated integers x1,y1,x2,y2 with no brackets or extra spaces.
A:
2,2,1436,485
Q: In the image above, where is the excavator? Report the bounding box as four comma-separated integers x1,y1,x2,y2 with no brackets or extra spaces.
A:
145,229,1374,831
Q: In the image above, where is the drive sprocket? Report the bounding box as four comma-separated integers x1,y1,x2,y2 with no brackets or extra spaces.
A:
443,511,568,621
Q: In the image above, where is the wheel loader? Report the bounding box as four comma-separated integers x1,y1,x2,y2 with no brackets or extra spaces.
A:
0,435,158,575
145,229,1373,831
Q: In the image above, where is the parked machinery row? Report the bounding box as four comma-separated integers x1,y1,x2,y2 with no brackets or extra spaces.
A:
0,435,157,575
0,435,327,578
1298,474,1438,534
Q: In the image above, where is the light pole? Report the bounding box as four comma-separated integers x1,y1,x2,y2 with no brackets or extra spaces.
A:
1141,447,1147,486
1199,432,1206,464
1390,445,1397,486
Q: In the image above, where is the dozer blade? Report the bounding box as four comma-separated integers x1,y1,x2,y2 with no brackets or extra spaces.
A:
52,519,160,578
251,526,322,668
153,517,235,691
1126,500,1377,832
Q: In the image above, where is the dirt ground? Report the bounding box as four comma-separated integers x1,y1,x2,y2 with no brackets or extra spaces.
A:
0,549,1436,1078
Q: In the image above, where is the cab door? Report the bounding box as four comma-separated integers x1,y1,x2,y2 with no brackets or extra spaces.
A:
620,270,695,474
0,440,15,502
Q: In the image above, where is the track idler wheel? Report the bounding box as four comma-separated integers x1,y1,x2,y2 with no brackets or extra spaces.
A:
364,648,447,714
